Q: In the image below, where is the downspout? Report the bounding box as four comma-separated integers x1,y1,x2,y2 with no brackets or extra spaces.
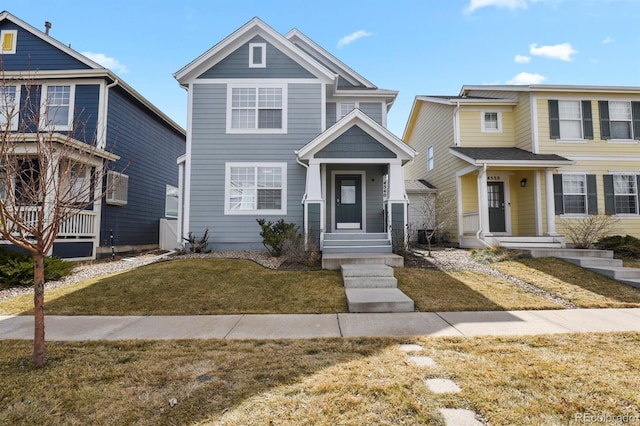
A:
476,162,486,240
295,153,309,246
453,101,461,146
294,153,308,204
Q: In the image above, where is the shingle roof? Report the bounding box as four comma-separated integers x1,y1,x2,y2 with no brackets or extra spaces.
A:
450,147,570,163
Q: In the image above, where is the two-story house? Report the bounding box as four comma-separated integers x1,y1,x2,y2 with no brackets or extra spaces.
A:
0,11,185,259
404,84,640,249
174,18,415,266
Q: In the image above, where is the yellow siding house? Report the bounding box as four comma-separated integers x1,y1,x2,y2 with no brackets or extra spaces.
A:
404,85,640,248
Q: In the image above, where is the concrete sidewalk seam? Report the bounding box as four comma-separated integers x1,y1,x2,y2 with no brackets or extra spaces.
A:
335,313,344,337
223,314,245,339
434,312,465,336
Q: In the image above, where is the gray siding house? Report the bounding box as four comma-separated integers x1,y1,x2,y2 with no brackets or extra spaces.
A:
174,18,415,260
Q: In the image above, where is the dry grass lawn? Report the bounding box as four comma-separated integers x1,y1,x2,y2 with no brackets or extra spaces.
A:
1,333,638,425
492,258,640,308
396,268,562,311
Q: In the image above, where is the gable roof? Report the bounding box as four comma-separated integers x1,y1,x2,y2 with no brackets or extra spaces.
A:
450,147,573,167
296,108,416,163
0,11,185,137
405,179,436,193
174,17,335,85
460,84,640,95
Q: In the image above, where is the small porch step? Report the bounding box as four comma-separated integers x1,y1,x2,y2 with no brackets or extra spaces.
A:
322,232,392,255
528,248,614,259
345,288,414,313
494,236,564,249
341,264,397,288
322,253,404,270
558,256,623,268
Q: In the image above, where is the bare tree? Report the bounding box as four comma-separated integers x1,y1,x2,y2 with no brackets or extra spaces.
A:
412,190,456,256
1,74,119,367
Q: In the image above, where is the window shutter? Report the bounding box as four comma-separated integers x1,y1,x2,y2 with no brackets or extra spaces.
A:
599,101,611,140
582,100,593,140
632,101,640,140
548,100,560,139
587,174,598,215
603,174,614,215
553,174,564,215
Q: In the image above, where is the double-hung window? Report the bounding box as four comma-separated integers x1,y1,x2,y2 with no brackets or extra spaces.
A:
553,173,598,216
165,185,179,218
603,174,640,215
225,163,287,215
599,100,640,141
42,85,74,131
0,85,19,130
481,112,501,132
339,102,357,119
227,84,287,133
548,100,593,140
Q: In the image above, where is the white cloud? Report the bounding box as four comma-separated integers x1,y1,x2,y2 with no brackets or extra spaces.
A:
514,54,531,63
601,36,615,44
507,72,546,84
529,43,577,61
81,51,128,73
337,30,373,48
465,0,528,13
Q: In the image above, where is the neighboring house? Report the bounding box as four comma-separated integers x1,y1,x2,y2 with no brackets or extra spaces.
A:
405,179,436,243
404,84,640,249
174,17,415,256
0,11,185,259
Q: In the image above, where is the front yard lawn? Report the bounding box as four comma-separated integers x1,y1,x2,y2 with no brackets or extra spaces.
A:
1,333,638,425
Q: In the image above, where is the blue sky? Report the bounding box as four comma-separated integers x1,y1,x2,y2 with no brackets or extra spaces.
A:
7,0,640,137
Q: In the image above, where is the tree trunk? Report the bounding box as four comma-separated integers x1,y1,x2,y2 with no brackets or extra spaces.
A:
33,252,46,368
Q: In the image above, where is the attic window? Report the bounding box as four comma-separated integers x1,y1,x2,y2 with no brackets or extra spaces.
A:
249,43,266,68
1,30,17,54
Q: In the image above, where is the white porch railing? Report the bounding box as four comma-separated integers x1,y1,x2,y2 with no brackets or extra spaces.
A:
11,207,97,239
462,211,479,234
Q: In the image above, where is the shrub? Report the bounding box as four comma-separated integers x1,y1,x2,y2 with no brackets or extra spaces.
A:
183,228,210,253
0,247,75,287
256,218,299,257
563,214,618,249
596,235,640,259
470,247,528,264
281,226,321,268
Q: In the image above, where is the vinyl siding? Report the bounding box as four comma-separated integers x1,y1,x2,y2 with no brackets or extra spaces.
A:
73,84,100,143
513,92,532,150
198,35,315,79
404,101,466,241
0,21,91,70
458,108,515,147
102,86,186,248
189,82,322,249
360,102,383,125
326,102,336,127
508,171,536,235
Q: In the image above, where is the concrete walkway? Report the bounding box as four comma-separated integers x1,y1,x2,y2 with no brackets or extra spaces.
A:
1,308,640,340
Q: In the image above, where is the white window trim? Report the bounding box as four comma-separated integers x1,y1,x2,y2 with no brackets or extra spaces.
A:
1,84,20,131
40,83,75,131
611,172,640,216
224,162,287,215
248,43,266,68
1,30,17,54
608,100,634,142
480,111,502,133
559,172,588,218
165,184,179,218
427,145,434,171
338,102,359,119
226,83,287,134
557,100,585,142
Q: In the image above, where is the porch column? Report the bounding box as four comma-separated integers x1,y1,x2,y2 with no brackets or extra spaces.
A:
305,161,324,248
544,168,558,235
387,160,408,250
477,165,490,236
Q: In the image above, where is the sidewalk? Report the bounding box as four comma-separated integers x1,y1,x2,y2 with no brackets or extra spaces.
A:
2,308,640,340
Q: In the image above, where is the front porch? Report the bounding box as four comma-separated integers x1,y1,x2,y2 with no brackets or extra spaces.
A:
451,147,573,249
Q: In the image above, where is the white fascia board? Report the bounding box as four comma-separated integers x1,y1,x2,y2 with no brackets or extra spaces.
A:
297,109,415,160
174,18,335,85
448,148,573,167
1,12,103,70
332,88,398,101
418,96,517,106
460,84,640,96
285,29,376,89
177,154,186,164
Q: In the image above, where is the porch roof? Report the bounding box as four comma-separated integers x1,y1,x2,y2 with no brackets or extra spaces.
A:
450,147,573,167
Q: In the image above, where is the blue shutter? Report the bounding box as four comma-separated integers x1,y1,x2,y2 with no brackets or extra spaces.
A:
553,174,563,215
548,100,560,139
587,174,598,215
582,101,593,140
603,175,614,215
599,101,611,140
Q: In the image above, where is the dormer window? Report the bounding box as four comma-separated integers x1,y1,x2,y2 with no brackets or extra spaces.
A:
1,30,17,54
481,111,502,132
249,43,266,68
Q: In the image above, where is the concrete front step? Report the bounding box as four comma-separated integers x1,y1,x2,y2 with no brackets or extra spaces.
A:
527,248,614,259
324,233,388,241
585,266,640,280
322,253,404,270
323,245,392,254
343,277,398,288
341,264,394,277
617,278,640,289
558,256,624,268
500,242,564,249
324,239,390,247
345,288,414,313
